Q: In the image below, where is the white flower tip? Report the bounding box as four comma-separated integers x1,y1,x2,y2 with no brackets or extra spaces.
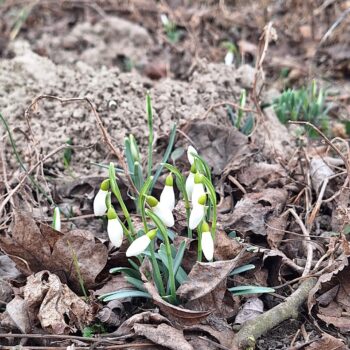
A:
189,205,204,230
108,218,123,248
160,185,175,211
93,189,108,216
187,145,198,165
225,51,234,65
202,232,214,261
53,207,61,231
126,235,151,257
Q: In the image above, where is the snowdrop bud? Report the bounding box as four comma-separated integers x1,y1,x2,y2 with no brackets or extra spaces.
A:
147,195,174,227
160,14,169,26
107,207,123,248
126,229,157,257
201,222,214,261
129,134,140,162
93,179,110,216
225,51,234,65
53,207,61,231
187,145,198,165
189,195,206,229
160,174,175,211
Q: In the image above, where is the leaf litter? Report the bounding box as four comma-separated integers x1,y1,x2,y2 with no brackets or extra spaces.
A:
1,2,350,349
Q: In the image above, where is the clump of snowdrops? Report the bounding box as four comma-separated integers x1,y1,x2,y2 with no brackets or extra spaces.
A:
91,94,217,305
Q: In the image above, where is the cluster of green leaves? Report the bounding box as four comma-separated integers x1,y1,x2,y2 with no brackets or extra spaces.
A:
273,80,331,137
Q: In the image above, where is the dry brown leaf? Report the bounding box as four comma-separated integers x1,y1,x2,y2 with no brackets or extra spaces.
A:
182,120,252,175
0,212,108,293
214,230,242,261
115,311,171,336
177,259,241,301
223,188,288,236
237,162,287,190
0,254,21,280
143,280,211,326
266,215,287,249
305,334,347,350
23,271,92,334
94,275,134,297
134,323,193,350
310,156,334,194
5,296,32,333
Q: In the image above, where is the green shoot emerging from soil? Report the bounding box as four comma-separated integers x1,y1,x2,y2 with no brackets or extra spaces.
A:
273,80,331,137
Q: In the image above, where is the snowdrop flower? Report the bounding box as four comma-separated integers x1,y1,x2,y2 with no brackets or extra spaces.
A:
160,14,170,26
185,164,196,199
147,195,174,227
160,173,175,211
107,207,123,248
187,145,198,165
201,222,214,261
225,50,234,65
192,173,205,205
93,179,110,216
53,207,61,231
126,229,157,257
189,194,207,229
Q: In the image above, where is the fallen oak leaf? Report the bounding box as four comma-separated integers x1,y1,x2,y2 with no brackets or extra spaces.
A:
304,333,347,350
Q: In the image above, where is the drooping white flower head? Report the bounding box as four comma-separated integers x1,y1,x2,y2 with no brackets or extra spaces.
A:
107,207,123,248
189,194,207,230
185,163,197,200
126,229,157,257
53,207,61,231
225,51,234,65
160,173,175,211
160,13,169,26
93,179,110,216
201,222,214,261
147,196,174,228
191,173,205,205
187,145,198,165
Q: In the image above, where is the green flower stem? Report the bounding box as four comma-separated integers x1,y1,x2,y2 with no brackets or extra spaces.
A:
108,163,135,237
197,230,203,262
149,241,166,296
146,93,153,178
162,163,192,238
201,176,217,239
120,220,133,243
146,209,176,303
138,176,153,232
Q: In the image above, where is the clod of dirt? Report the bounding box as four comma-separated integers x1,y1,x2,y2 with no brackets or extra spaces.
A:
1,41,247,177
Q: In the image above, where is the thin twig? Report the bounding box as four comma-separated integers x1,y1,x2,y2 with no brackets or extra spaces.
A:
285,209,313,277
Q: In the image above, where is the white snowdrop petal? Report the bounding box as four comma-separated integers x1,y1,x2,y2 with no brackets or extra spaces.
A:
185,172,195,199
201,231,214,261
160,14,169,26
53,207,61,231
187,145,198,165
192,183,205,206
107,218,123,248
153,203,174,228
189,204,205,230
225,51,234,65
126,235,151,257
93,189,108,216
160,185,175,211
